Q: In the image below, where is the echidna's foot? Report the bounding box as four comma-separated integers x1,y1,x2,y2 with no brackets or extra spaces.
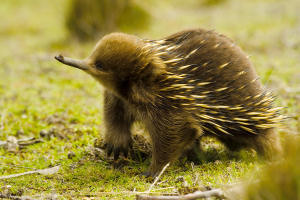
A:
141,170,151,177
141,170,159,178
185,148,203,164
104,138,132,160
184,138,203,164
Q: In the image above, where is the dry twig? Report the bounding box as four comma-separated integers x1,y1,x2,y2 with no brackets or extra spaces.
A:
136,189,224,200
0,110,5,131
0,166,60,180
147,163,170,193
0,193,36,200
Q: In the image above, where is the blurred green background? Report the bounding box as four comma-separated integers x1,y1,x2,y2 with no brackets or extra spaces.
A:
0,0,299,199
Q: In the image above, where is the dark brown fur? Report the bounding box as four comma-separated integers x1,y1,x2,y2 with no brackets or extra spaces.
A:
56,29,282,177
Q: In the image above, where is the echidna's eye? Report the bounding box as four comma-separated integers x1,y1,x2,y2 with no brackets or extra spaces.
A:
95,61,104,70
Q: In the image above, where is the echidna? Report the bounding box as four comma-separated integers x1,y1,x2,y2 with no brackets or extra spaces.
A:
55,29,283,177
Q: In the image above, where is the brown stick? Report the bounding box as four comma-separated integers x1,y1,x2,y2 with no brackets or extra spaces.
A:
136,189,224,200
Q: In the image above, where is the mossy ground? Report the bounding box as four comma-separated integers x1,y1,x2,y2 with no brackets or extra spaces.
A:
0,0,299,199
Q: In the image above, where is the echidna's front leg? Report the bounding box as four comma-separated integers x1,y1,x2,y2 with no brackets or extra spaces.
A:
103,91,135,160
145,117,198,177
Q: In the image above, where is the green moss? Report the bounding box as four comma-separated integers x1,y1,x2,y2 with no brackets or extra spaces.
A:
0,0,299,199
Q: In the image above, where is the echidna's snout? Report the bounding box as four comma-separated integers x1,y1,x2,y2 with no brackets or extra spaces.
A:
55,54,89,70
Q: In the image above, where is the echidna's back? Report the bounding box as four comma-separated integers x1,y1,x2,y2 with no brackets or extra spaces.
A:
162,29,263,106
150,29,281,136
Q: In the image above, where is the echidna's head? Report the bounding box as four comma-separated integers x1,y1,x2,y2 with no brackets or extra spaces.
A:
55,33,164,96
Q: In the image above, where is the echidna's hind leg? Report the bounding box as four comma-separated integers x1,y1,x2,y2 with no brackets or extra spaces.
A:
217,128,281,159
103,90,135,160
252,128,282,159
